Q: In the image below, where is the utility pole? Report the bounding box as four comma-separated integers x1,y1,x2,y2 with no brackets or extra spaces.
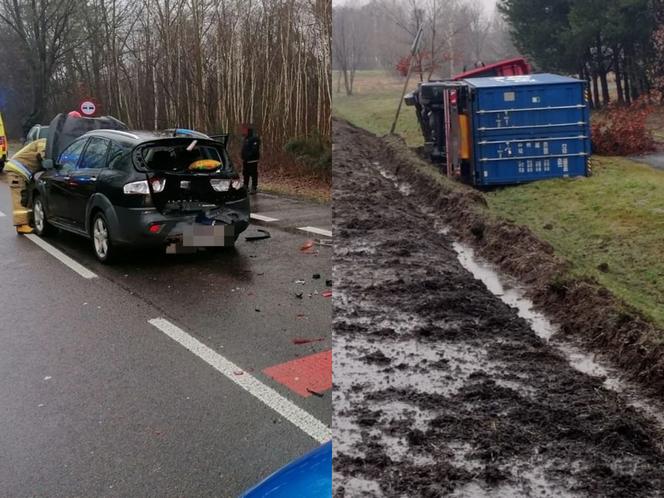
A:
390,26,424,135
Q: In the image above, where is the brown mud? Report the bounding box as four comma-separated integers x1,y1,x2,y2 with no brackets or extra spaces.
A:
332,118,664,497
395,139,664,396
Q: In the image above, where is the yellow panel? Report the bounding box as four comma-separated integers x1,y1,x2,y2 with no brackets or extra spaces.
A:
459,114,471,160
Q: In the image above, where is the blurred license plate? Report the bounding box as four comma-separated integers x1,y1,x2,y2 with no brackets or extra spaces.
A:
183,223,233,247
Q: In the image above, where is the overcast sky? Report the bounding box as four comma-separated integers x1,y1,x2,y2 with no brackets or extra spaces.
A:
332,0,498,15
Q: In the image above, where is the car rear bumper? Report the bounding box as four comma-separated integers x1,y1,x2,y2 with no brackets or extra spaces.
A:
111,197,250,247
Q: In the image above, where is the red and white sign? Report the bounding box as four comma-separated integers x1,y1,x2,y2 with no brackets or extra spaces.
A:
80,100,97,116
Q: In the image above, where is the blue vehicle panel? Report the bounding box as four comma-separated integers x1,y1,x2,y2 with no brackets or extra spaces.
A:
464,74,591,186
240,442,332,498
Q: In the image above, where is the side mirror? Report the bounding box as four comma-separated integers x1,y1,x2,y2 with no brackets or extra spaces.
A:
42,159,54,170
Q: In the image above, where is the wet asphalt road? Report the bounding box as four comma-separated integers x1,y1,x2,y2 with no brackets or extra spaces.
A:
0,184,332,497
630,152,664,170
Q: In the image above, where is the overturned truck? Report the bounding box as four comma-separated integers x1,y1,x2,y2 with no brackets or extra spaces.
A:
405,58,591,187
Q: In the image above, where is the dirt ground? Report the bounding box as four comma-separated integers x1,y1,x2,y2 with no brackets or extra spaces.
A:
332,118,664,497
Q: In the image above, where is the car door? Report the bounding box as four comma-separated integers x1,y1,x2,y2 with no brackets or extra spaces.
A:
67,137,110,228
47,138,87,222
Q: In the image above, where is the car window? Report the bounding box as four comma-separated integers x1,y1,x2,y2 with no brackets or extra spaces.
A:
79,137,109,170
58,139,87,171
107,142,129,170
38,127,49,140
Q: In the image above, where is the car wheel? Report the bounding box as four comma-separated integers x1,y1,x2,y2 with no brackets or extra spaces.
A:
91,212,114,263
32,196,55,236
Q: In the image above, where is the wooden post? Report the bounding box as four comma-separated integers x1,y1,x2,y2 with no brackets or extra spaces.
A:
390,26,423,135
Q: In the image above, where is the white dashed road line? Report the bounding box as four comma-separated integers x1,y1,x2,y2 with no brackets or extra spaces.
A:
24,234,98,279
148,318,331,444
250,213,279,222
0,210,6,217
297,226,333,238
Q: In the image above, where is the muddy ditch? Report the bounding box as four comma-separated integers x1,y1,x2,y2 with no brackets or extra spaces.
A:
332,118,664,496
384,131,664,397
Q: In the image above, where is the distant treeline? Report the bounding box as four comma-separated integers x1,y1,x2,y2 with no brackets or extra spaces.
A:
332,0,520,96
499,0,664,107
0,0,331,158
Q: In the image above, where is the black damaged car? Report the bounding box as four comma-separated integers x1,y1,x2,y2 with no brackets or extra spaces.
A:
33,123,249,263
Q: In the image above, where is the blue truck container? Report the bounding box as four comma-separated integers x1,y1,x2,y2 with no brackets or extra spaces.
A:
463,73,591,186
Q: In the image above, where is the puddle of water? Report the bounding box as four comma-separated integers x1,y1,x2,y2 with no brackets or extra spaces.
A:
373,161,413,196
338,477,383,496
449,458,579,498
452,241,557,341
336,239,379,256
448,237,664,432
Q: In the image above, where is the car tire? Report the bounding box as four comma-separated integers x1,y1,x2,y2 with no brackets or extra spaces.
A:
91,212,115,263
32,196,55,236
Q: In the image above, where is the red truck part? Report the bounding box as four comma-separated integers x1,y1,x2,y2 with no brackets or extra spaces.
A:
452,57,530,80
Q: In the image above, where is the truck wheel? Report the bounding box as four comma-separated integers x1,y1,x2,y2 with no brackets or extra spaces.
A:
32,196,55,236
91,212,115,263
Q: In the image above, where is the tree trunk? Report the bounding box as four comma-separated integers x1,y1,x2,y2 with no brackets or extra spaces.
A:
599,71,610,106
592,72,601,109
613,49,624,104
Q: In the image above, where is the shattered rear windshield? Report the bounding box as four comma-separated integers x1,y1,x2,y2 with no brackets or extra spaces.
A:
135,140,233,174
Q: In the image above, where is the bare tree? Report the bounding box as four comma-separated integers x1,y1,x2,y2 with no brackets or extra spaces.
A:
0,0,331,165
0,0,83,133
333,6,367,95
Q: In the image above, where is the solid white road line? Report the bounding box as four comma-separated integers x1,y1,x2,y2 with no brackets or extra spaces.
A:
148,318,331,444
0,210,6,217
24,234,98,279
250,213,279,222
297,226,333,238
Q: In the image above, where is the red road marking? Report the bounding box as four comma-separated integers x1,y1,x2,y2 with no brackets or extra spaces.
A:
263,350,332,398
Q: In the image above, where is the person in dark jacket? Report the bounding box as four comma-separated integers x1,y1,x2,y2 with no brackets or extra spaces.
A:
241,126,261,194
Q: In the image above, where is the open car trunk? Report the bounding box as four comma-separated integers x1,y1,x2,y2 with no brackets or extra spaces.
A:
133,138,245,215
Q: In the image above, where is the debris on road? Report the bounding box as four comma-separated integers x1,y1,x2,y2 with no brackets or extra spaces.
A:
300,240,315,252
245,229,271,241
321,290,332,298
292,337,325,345
294,291,304,299
312,273,321,279
306,388,325,398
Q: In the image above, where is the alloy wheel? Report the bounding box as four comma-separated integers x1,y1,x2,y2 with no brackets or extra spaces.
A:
34,199,44,233
93,216,109,259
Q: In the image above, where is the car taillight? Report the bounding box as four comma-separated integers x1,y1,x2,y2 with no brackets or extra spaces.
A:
123,178,166,194
210,179,231,192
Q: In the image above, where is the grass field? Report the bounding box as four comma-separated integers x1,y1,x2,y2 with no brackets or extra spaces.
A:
487,159,664,329
333,70,422,145
333,70,664,330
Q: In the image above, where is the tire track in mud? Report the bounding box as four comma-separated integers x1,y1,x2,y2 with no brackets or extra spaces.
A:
332,119,664,497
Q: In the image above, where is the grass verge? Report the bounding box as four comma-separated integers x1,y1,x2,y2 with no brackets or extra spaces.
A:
260,175,331,204
486,158,664,331
333,70,422,146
